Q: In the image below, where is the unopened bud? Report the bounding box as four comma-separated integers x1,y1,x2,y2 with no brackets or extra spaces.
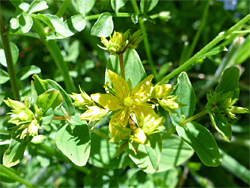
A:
133,128,147,144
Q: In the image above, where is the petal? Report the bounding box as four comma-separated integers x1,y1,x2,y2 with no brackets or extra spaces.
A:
91,93,123,111
131,74,154,103
109,108,130,137
108,70,129,100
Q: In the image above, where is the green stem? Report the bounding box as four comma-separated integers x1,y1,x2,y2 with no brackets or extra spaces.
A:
56,0,72,18
32,19,76,92
159,13,250,84
0,165,35,187
0,13,20,100
131,0,158,80
184,0,210,63
118,53,125,78
180,109,209,126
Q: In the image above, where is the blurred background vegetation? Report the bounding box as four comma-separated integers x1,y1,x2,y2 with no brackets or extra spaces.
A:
0,0,249,187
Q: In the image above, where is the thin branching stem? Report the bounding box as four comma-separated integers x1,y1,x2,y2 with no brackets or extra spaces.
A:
131,0,158,80
0,13,20,100
159,13,250,84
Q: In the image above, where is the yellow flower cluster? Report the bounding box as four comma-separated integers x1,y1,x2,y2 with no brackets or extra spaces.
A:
4,97,40,139
71,70,180,145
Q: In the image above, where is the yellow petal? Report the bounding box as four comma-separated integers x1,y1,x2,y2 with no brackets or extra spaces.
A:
91,93,123,111
132,74,154,103
108,70,129,100
109,108,130,137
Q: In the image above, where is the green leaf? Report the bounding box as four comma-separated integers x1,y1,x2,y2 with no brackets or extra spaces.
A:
33,14,86,39
140,0,159,13
18,2,30,12
127,133,162,173
3,138,29,167
32,74,75,116
27,0,48,14
91,12,114,37
221,150,250,185
106,49,146,89
111,0,127,13
55,116,90,166
170,72,196,126
64,40,80,62
16,65,41,80
10,18,20,30
88,127,131,169
215,67,239,94
0,42,19,67
176,122,221,167
158,134,194,172
76,0,95,16
19,12,33,33
37,89,63,113
209,113,231,142
0,69,10,84
152,168,179,188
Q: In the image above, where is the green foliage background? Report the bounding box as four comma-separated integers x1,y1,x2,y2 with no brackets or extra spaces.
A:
0,0,249,187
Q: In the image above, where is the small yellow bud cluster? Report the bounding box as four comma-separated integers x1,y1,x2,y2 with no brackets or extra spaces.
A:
4,97,40,139
99,30,144,54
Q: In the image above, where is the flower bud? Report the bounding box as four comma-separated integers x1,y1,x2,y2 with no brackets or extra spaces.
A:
159,96,180,113
80,106,108,123
127,30,144,49
70,89,92,109
133,128,147,144
151,84,172,99
99,31,129,54
28,119,39,137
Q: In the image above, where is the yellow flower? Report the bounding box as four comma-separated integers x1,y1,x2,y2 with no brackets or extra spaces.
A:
90,70,155,137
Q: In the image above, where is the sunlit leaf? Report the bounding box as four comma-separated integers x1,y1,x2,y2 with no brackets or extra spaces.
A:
111,0,127,13
0,43,19,67
158,134,194,172
28,0,48,14
140,0,159,13
176,121,221,167
91,12,114,37
19,12,33,33
3,137,30,168
88,127,131,169
76,0,95,16
171,72,196,126
55,116,90,166
17,65,41,80
127,133,162,173
0,69,10,84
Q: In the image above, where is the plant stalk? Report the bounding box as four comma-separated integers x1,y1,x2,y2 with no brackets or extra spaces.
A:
131,0,158,80
0,13,20,100
118,53,125,79
56,0,72,18
0,165,35,187
32,19,76,92
183,0,210,63
180,109,209,126
159,13,250,84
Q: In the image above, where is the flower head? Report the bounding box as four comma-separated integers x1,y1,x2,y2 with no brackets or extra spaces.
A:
4,98,40,139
